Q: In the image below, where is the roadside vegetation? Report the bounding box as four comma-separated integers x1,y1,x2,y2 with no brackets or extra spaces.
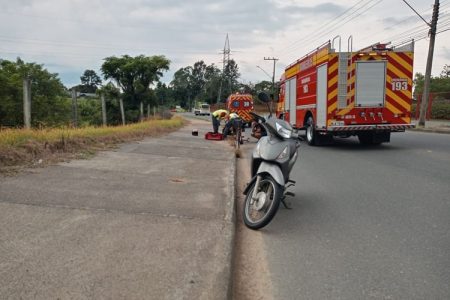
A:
0,116,185,174
412,100,450,120
413,64,450,120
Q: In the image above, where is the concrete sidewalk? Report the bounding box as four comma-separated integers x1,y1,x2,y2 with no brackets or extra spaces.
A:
410,119,450,134
0,118,236,299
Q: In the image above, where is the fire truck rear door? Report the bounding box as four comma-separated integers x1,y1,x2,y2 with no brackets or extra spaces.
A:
285,77,297,125
316,64,328,128
355,61,386,107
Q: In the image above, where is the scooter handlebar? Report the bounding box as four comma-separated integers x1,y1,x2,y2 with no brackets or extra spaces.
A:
249,111,266,123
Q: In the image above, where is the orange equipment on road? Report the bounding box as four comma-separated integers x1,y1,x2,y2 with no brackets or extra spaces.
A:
277,36,415,145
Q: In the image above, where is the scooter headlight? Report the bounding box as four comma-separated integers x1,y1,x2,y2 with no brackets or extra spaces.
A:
275,122,292,139
277,146,289,160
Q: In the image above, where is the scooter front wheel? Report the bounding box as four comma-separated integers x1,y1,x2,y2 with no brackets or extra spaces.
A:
243,174,283,230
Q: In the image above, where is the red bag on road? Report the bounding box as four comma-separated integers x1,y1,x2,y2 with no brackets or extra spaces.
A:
205,132,223,140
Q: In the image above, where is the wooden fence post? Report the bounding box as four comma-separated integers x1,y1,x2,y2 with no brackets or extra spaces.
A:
23,78,31,129
101,95,107,126
71,89,78,127
119,98,125,125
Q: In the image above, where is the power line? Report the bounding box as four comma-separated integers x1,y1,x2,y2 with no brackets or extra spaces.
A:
388,16,450,42
0,10,233,36
279,0,384,59
0,35,216,55
342,1,448,48
308,0,384,45
401,0,431,26
358,2,450,43
278,0,377,56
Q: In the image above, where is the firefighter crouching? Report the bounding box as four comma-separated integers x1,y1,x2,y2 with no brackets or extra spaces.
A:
223,112,242,139
211,109,229,134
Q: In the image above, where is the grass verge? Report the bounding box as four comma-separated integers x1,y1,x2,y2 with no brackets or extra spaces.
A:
0,116,186,175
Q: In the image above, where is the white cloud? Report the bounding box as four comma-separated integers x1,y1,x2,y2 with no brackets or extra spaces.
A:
0,0,448,87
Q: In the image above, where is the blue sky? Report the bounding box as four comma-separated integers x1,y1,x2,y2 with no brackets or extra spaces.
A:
1,0,449,88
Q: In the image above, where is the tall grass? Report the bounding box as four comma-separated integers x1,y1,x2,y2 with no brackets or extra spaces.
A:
0,117,184,147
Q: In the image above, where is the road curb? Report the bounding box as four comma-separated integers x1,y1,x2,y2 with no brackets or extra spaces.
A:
223,150,237,299
408,128,450,134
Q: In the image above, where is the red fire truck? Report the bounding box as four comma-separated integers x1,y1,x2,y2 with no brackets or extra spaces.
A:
277,36,415,145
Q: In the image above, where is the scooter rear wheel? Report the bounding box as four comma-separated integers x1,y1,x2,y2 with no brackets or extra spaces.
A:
243,174,283,230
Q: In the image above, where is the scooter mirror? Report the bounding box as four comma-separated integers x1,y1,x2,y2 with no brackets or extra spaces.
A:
257,92,271,103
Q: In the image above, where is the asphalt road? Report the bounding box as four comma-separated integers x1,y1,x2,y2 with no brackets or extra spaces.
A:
236,130,450,299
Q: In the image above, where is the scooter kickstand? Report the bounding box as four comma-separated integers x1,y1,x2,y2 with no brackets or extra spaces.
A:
281,197,292,209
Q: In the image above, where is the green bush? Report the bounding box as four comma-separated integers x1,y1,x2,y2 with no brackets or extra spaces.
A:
431,101,450,119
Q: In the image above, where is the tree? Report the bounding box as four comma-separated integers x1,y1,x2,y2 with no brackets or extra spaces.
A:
154,82,173,107
237,82,255,94
170,66,193,109
97,82,122,125
79,69,102,93
170,61,227,107
414,65,450,100
220,59,241,102
169,61,209,108
254,80,272,93
101,55,170,122
169,60,242,106
440,64,450,78
191,61,207,100
201,64,222,104
0,58,68,127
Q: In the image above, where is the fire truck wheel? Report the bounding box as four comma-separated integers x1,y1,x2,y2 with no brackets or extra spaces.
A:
306,116,316,145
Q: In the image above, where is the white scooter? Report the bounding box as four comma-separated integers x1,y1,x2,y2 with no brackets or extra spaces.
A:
243,92,301,230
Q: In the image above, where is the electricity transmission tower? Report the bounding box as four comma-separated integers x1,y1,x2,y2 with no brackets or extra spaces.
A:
217,34,231,103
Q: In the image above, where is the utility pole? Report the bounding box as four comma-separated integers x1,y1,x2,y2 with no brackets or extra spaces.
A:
264,57,279,101
417,0,440,127
23,77,31,129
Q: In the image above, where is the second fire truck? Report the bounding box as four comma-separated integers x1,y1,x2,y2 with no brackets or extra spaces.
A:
277,36,415,145
226,93,254,126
